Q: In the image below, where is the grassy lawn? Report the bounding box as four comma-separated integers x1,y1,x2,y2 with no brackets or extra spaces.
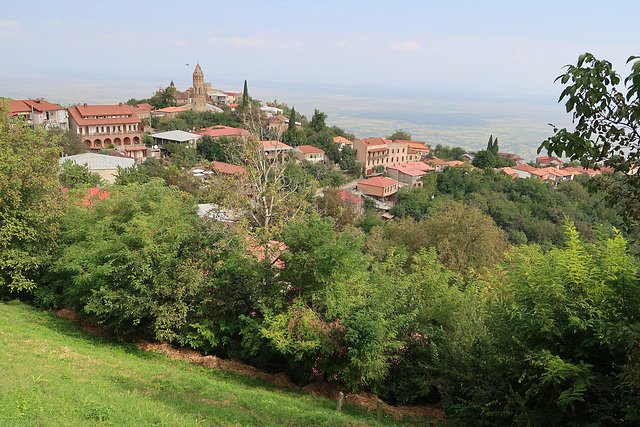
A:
0,300,436,426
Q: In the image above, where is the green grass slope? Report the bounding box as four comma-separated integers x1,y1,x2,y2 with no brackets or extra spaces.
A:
0,301,434,426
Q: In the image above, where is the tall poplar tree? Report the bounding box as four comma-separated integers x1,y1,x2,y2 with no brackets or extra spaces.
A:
288,107,296,130
242,80,249,107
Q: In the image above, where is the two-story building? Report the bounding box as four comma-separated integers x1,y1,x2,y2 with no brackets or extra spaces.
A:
294,145,326,164
357,176,400,202
260,140,293,163
67,103,144,160
386,162,435,188
7,99,68,130
354,137,419,175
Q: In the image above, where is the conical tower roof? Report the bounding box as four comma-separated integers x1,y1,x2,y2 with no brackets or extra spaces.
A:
193,63,203,77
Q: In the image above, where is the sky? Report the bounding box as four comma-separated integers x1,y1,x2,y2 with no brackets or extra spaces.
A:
2,0,639,155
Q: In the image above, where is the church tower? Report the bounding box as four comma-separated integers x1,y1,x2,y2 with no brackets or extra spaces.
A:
192,63,206,112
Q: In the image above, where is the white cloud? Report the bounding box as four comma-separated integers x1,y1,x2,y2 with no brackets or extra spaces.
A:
174,39,187,46
0,20,19,38
391,41,421,52
515,52,530,63
338,40,348,47
230,36,267,48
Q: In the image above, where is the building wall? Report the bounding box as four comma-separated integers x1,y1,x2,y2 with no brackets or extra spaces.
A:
358,182,398,199
354,139,418,174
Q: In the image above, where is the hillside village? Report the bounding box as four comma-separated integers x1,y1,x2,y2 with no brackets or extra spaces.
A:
3,59,640,425
6,64,624,220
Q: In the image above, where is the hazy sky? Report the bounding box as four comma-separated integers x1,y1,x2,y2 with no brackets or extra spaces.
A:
2,1,639,151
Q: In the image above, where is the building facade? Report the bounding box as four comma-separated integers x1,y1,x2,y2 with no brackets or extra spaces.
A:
354,137,419,175
7,99,69,130
67,103,144,160
294,145,326,163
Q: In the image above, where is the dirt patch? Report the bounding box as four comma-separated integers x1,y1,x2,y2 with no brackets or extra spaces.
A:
301,383,446,421
53,309,445,422
53,308,112,338
137,340,300,390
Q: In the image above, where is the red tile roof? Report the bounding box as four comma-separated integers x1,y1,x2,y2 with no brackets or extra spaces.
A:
8,99,64,113
296,145,325,154
333,136,352,144
198,126,250,138
387,161,435,176
155,106,186,114
543,167,573,177
62,187,110,206
358,176,400,188
67,104,141,126
501,167,519,179
135,103,154,110
338,190,362,204
209,161,245,175
358,137,387,146
512,164,548,177
261,140,292,150
563,166,602,176
536,155,563,165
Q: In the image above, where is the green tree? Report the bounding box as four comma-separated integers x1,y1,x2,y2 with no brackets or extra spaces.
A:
49,129,85,155
242,80,249,108
309,109,327,133
59,159,103,189
472,135,499,169
197,135,242,163
339,146,357,172
149,86,177,109
481,223,640,424
282,107,306,146
540,53,640,231
288,107,296,131
52,180,207,342
315,187,361,230
0,106,64,293
387,129,412,141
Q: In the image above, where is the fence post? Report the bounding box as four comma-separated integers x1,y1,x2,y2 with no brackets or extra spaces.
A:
376,399,383,422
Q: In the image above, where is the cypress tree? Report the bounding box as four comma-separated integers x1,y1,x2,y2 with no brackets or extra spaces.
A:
288,107,296,130
242,80,248,107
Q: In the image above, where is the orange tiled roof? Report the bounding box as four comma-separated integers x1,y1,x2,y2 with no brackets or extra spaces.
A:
358,176,400,188
8,99,64,113
338,190,362,204
333,136,352,144
296,145,325,154
543,167,573,177
501,167,519,179
537,155,563,165
135,103,154,110
198,126,250,138
512,164,548,177
387,161,435,176
261,140,292,150
155,106,186,113
209,161,245,175
358,137,387,146
563,166,602,176
67,104,141,126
